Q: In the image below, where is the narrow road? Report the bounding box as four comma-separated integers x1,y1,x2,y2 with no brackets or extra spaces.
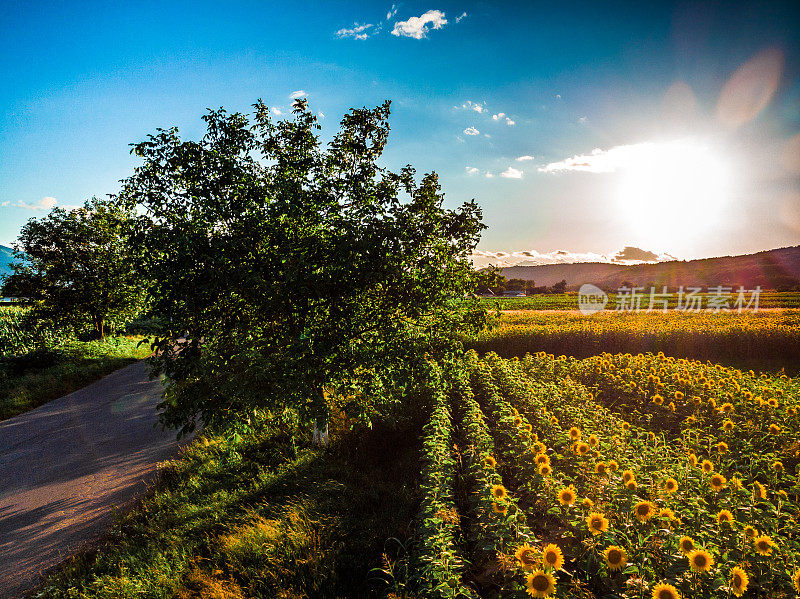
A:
0,361,187,598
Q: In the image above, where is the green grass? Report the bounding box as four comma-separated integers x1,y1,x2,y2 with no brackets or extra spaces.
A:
35,407,423,598
0,336,152,421
479,291,800,311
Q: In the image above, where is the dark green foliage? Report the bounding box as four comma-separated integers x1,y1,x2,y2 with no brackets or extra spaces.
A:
121,99,486,435
1,197,145,339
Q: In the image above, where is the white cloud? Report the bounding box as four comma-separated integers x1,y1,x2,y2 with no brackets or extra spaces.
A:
318,111,325,119
500,166,523,179
556,94,562,99
272,107,283,116
578,116,588,123
516,155,535,161
455,11,467,22
492,112,514,126
335,22,375,40
469,247,676,269
391,9,447,39
539,142,662,174
461,100,485,113
465,166,479,174
485,172,494,178
463,126,480,136
14,196,59,211
289,90,306,99
386,4,398,20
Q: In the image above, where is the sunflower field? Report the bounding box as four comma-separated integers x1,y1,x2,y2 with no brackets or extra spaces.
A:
406,350,800,599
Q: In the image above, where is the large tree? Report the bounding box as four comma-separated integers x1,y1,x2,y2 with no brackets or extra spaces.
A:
122,99,486,436
2,197,144,339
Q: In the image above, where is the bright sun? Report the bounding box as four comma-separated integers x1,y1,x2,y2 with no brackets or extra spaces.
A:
615,139,734,250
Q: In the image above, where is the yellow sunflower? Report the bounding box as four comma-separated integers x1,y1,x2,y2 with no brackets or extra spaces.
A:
530,432,538,442
576,442,590,455
701,459,714,473
678,535,696,555
633,501,657,522
557,486,577,506
625,479,638,491
676,391,685,401
586,512,609,535
709,473,727,492
595,461,608,476
688,549,714,573
730,476,742,490
621,422,630,431
716,509,734,526
549,416,559,426
651,582,681,599
538,463,552,476
524,423,533,433
772,461,783,472
686,415,697,425
753,534,775,556
607,460,619,472
581,497,594,509
568,426,581,440
515,543,538,570
603,545,628,571
721,402,734,413
541,543,564,571
514,416,524,427
663,478,678,493
793,569,800,593
622,469,635,483
525,570,556,598
743,525,758,538
588,434,599,447
491,484,508,501
717,441,728,454
729,566,749,597
534,453,550,466
688,453,698,467
483,455,497,468
769,423,781,434
722,419,734,431
532,442,547,454
753,481,767,500
492,501,507,515
652,394,664,405
659,507,676,522
668,402,676,412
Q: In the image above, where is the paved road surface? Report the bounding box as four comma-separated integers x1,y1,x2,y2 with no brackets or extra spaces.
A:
0,361,186,598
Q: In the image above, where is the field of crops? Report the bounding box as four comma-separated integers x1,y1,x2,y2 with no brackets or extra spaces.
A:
468,310,800,374
409,351,800,598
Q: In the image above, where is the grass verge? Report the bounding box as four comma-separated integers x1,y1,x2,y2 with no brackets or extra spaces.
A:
0,336,152,421
34,408,423,598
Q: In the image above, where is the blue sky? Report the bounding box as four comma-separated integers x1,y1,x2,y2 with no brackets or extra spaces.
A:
1,0,799,264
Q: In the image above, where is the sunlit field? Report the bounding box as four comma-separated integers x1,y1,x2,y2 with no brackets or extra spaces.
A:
467,309,800,373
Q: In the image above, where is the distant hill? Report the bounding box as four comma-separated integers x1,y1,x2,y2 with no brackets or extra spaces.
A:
0,245,16,283
500,246,800,291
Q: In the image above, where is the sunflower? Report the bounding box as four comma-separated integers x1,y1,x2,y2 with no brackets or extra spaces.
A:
621,422,630,431
525,570,556,598
625,479,638,491
691,395,702,406
659,507,676,522
491,484,508,501
678,535,696,555
753,534,775,555
483,456,497,468
688,549,714,573
721,402,734,413
588,434,599,447
651,582,681,599
633,501,657,522
767,397,779,408
753,481,767,500
607,460,619,472
716,509,734,526
676,391,685,401
549,416,559,426
668,402,676,412
686,415,697,425
530,432,538,442
595,461,608,476
576,442,590,455
652,394,664,405
534,453,550,466
663,478,678,493
769,423,781,434
793,569,800,593
709,473,727,492
586,512,609,535
708,398,717,408
743,525,758,538
541,543,564,570
532,442,547,454
568,426,581,440
722,419,734,431
603,545,628,571
717,441,728,454
557,486,577,506
514,416,524,427
515,543,538,570
688,453,698,467
538,463,552,476
729,566,749,597
622,469,635,483
581,497,594,509
492,501,507,515
772,461,783,472
701,459,714,473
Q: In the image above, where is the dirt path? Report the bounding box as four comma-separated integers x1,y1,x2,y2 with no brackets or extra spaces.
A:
0,361,187,598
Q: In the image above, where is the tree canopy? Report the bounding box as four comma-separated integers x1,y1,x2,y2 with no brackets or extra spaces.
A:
122,99,486,435
2,197,144,339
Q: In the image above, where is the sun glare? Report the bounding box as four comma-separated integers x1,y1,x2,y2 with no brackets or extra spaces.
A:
615,139,734,249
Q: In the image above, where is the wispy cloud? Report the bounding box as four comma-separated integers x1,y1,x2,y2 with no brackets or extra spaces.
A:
492,112,515,126
470,247,676,269
13,196,59,211
463,126,480,136
461,100,485,113
465,166,479,174
516,155,535,161
540,143,656,174
391,9,447,39
500,166,523,179
455,11,467,22
335,23,375,40
386,4,398,20
485,172,494,178
272,107,283,116
289,90,306,99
